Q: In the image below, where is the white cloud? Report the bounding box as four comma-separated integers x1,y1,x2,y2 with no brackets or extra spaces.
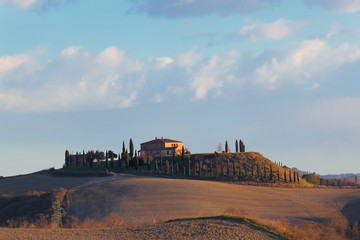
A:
189,50,241,100
305,0,360,13
128,0,281,18
254,39,360,89
177,48,202,70
236,19,304,41
0,0,36,8
0,46,148,112
60,46,82,57
148,57,174,69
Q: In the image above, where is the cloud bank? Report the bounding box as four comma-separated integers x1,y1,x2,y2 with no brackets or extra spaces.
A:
305,0,360,13
128,0,281,17
1,40,360,111
0,0,75,10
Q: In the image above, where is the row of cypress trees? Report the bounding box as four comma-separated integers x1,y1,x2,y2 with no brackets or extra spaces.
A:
224,139,245,153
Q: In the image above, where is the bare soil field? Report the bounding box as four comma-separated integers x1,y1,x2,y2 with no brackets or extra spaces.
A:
0,172,359,225
0,218,284,240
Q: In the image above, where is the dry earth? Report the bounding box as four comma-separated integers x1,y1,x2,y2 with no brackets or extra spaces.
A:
0,172,359,225
0,218,284,240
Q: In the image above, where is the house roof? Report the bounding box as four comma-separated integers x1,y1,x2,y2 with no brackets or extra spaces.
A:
141,138,182,145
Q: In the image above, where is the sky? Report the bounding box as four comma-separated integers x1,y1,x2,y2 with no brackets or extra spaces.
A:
1,0,360,177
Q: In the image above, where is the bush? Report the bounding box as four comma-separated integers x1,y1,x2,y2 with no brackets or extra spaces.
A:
303,173,320,185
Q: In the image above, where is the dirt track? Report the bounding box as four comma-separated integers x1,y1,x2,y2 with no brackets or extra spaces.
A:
1,172,359,225
0,218,284,240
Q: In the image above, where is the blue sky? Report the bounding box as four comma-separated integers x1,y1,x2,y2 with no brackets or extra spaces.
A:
1,0,360,176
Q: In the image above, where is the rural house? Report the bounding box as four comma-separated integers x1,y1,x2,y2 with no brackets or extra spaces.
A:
140,137,183,157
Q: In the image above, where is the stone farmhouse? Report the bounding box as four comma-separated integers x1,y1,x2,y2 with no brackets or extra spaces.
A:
140,137,183,157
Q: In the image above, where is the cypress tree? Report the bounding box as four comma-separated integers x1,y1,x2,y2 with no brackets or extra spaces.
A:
244,163,247,177
233,160,236,176
147,157,150,171
122,141,125,153
155,159,158,173
160,153,163,173
125,150,129,169
270,165,273,180
251,164,254,177
256,164,260,177
165,159,170,175
176,162,179,174
289,170,292,183
188,157,191,176
182,146,185,161
135,151,139,171
284,170,287,182
105,151,109,169
235,140,238,153
129,138,134,157
240,140,245,152
111,153,114,169
89,151,93,168
83,150,86,168
278,170,280,181
210,160,213,177
65,150,70,168
118,152,121,169
227,159,230,177
76,152,79,167
199,160,202,176
225,141,228,153
264,165,267,179
221,161,224,177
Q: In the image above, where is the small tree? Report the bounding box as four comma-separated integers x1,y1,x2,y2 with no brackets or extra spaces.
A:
284,170,287,182
111,152,114,169
129,138,134,157
256,164,260,177
89,151,94,168
165,159,170,175
118,152,121,169
182,146,185,161
155,159,158,173
83,150,86,168
105,151,109,169
235,140,238,153
65,150,70,168
264,165,267,179
134,150,139,171
240,140,245,152
125,150,129,169
160,153,163,173
76,152,79,167
122,141,126,154
225,141,228,153
270,165,273,180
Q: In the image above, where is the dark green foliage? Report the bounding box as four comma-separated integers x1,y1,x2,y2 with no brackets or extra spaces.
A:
277,170,280,181
239,140,245,152
125,150,129,169
289,170,292,183
65,150,70,168
256,164,260,177
303,173,320,185
182,146,185,161
122,141,125,153
233,160,236,176
227,159,230,177
235,140,238,153
270,165,273,180
221,161,224,177
263,165,267,179
135,151,139,171
297,173,300,182
110,153,114,169
225,141,228,153
176,162,179,174
118,152,121,169
165,159,170,175
105,151,109,169
89,151,94,168
76,152,79,167
147,158,151,171
129,138,134,157
160,153,163,172
155,159,158,173
83,150,86,168
210,160,213,177
188,157,191,176
251,164,254,177
243,163,247,177
142,155,147,166
284,170,287,182
199,160,202,176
